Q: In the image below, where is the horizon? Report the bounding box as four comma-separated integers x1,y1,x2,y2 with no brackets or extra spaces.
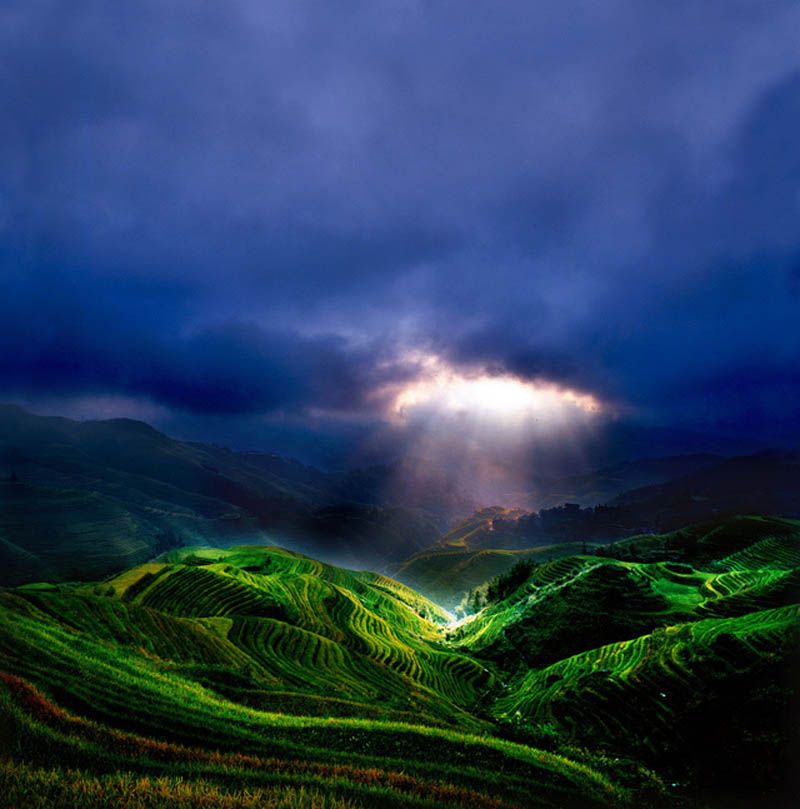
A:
3,398,798,523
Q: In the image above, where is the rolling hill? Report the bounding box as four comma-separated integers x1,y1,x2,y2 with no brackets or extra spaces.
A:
527,454,722,510
0,513,797,807
0,544,646,809
447,515,800,799
0,405,466,584
388,542,596,612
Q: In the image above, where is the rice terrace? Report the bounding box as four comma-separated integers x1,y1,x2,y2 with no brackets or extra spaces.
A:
1,496,798,807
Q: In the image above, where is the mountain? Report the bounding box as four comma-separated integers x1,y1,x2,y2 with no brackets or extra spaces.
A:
410,451,800,558
0,513,797,807
5,403,797,589
388,451,800,607
0,405,465,584
527,453,722,510
609,450,800,528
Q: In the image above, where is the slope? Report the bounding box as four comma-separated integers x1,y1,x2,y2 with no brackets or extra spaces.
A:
1,515,796,806
0,546,636,809
0,405,444,584
389,543,592,612
494,605,799,791
448,514,800,797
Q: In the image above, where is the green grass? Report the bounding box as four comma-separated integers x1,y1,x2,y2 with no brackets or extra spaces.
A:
0,544,639,807
440,515,800,795
0,632,626,808
606,515,800,567
493,605,799,785
452,518,800,669
0,514,797,807
452,557,680,666
389,543,594,611
716,533,800,571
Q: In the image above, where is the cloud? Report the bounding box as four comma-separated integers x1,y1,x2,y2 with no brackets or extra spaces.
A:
1,1,799,459
0,277,379,415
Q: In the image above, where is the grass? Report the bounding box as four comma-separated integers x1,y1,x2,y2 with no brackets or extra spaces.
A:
0,544,637,808
389,543,595,611
494,604,798,738
0,658,624,808
0,760,359,809
444,515,800,794
491,604,799,793
0,514,797,807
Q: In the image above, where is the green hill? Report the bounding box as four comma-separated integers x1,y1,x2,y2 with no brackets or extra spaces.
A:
0,515,797,807
0,545,639,808
388,543,594,612
493,604,799,788
444,515,800,798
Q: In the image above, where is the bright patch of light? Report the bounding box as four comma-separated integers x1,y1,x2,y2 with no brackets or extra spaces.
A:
392,354,603,425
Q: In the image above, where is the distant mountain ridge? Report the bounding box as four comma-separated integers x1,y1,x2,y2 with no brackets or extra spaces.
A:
390,451,800,605
4,403,799,590
429,451,800,552
610,449,800,521
527,453,722,509
0,405,472,584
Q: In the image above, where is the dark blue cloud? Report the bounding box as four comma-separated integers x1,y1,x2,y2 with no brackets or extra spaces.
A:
1,1,799,455
0,269,380,415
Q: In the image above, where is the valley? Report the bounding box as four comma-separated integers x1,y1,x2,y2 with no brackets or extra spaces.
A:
1,514,797,807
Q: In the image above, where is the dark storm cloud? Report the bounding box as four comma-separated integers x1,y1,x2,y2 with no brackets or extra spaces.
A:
1,1,799,447
0,263,392,415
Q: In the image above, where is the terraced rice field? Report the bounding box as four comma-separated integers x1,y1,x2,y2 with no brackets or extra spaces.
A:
1,515,797,807
0,546,634,807
494,604,799,751
452,557,674,658
81,548,489,727
698,568,800,617
716,533,800,571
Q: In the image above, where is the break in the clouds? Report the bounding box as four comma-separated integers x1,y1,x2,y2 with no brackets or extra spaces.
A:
1,1,799,466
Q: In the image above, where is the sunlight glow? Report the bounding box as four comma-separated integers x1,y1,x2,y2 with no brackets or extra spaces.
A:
391,354,603,425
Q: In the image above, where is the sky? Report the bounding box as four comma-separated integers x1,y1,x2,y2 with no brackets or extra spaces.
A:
1,1,799,487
